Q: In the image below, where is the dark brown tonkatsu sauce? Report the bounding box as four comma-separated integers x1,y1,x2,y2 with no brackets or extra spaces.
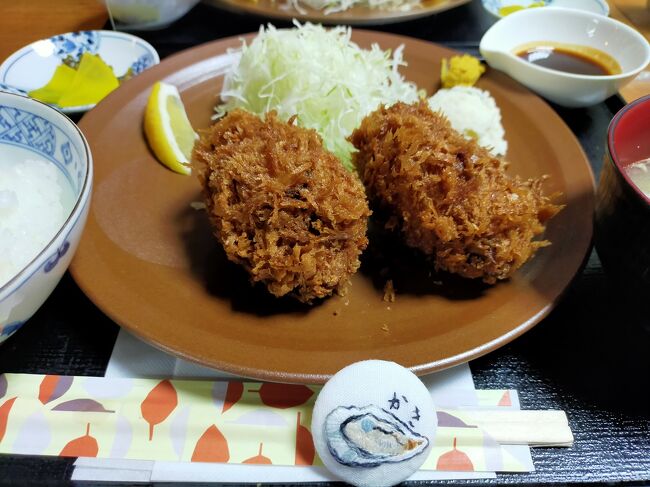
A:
515,45,620,76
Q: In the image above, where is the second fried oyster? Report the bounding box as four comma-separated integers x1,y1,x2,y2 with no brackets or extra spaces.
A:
350,101,562,284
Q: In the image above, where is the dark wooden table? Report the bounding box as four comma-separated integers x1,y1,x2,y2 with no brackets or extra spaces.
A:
1,1,649,484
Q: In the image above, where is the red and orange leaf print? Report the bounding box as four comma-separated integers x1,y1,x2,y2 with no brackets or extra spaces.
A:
498,391,512,407
0,375,529,470
222,382,243,414
141,380,178,441
38,375,73,405
243,443,272,464
191,424,230,463
294,411,315,466
0,397,16,443
436,437,474,471
59,423,99,458
250,383,314,409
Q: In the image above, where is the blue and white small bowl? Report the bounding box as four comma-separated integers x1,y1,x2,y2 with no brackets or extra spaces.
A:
0,92,93,343
482,0,609,18
0,30,159,114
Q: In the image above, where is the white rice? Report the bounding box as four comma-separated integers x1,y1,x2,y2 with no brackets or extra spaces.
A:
428,86,508,156
0,159,68,287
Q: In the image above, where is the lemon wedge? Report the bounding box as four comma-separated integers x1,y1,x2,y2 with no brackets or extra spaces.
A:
144,81,197,175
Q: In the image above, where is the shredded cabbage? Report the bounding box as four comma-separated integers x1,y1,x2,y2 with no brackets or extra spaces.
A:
215,22,420,170
286,0,421,14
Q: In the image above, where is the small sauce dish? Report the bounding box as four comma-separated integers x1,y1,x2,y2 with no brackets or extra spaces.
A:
479,7,650,107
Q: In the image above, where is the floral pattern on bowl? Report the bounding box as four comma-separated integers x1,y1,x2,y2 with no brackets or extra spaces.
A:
50,31,100,61
130,53,157,75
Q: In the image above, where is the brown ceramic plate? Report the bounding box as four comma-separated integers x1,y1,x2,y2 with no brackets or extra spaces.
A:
203,0,470,25
72,31,595,384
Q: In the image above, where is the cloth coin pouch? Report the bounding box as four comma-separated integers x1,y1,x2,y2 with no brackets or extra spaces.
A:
311,360,437,487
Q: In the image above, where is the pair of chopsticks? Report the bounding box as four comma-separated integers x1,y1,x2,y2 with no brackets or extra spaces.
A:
456,410,574,447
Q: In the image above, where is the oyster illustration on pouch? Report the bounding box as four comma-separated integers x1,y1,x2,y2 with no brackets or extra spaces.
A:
325,404,429,467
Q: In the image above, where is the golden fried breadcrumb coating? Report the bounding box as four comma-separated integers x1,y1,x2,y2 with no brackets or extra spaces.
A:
350,101,562,283
193,109,371,302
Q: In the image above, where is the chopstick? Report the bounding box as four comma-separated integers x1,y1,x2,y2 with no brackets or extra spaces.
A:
439,410,574,447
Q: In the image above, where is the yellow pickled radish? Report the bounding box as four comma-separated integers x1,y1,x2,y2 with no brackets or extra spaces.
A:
143,81,198,175
28,53,119,107
57,53,119,107
28,64,76,105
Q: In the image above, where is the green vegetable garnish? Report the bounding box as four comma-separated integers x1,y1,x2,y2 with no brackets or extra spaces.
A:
215,22,420,171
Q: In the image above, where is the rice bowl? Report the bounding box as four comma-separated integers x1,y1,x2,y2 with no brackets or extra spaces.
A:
0,159,74,287
0,92,93,343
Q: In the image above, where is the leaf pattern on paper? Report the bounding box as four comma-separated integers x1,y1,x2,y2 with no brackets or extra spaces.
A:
436,437,474,471
0,375,530,472
0,397,16,443
141,380,178,441
243,443,272,464
60,423,99,458
250,383,314,409
191,424,229,463
437,411,475,428
52,399,114,413
109,415,133,459
82,377,133,399
228,409,288,427
498,391,512,407
211,382,228,413
12,410,51,454
170,406,191,460
39,376,73,405
294,411,315,466
222,382,243,414
482,431,504,472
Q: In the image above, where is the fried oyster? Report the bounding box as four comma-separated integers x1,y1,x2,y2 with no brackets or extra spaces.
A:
193,109,371,302
350,101,562,284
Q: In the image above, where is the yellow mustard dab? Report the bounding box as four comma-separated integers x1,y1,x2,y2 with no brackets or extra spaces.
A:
440,54,486,89
498,1,544,16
